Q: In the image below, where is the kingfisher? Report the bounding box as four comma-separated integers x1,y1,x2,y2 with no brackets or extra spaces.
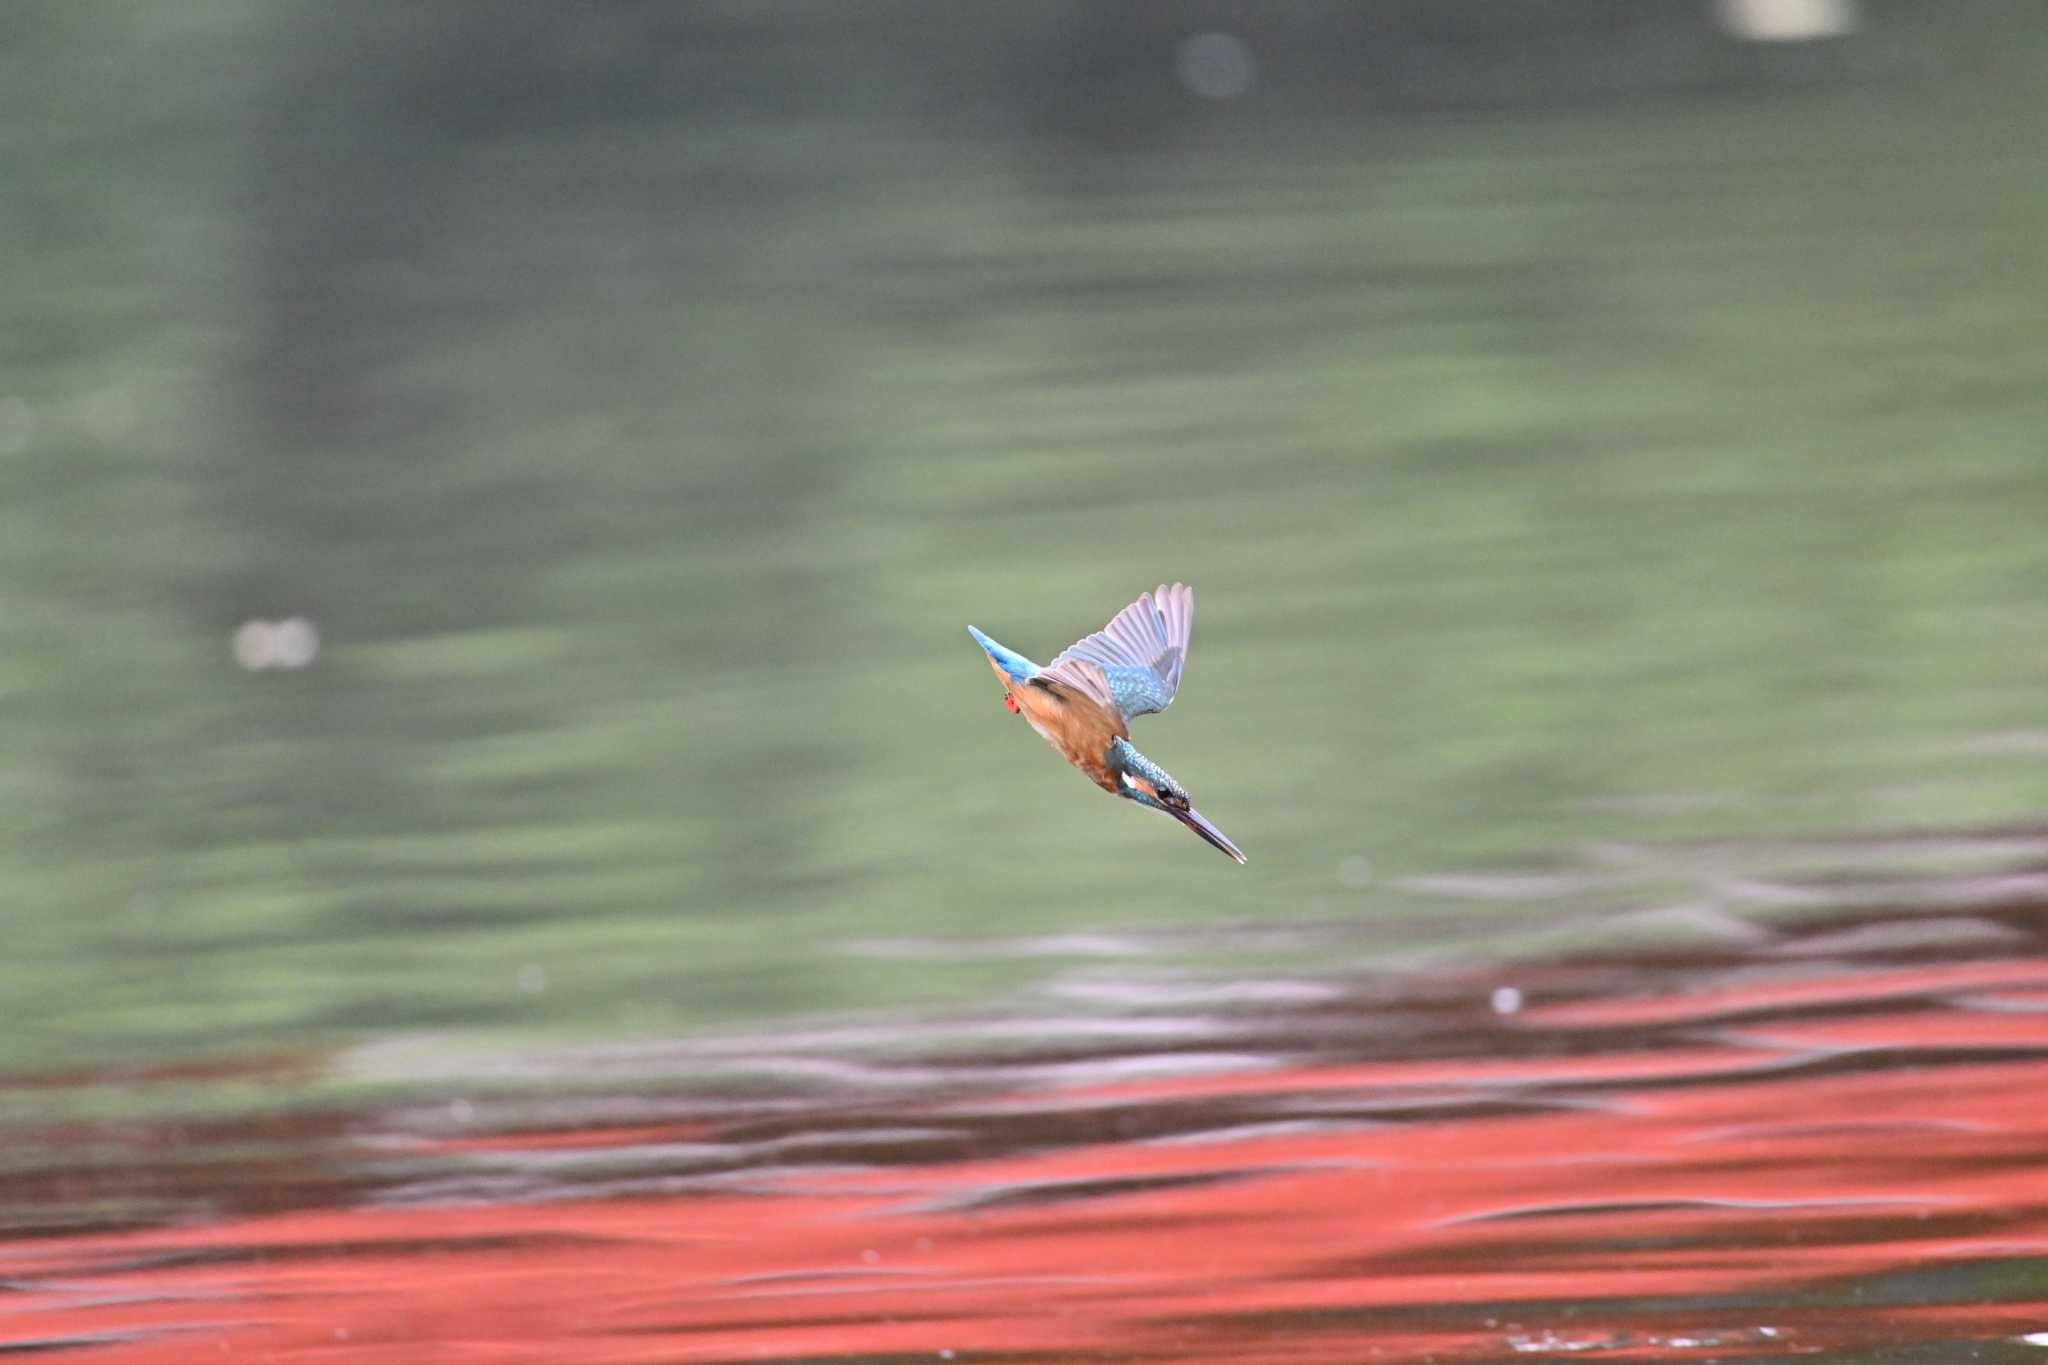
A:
968,583,1246,864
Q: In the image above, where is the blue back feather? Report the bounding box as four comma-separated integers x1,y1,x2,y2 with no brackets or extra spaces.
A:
967,625,1040,684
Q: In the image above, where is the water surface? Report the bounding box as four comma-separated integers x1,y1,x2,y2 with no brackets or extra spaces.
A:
8,8,2048,1359
8,828,2048,1360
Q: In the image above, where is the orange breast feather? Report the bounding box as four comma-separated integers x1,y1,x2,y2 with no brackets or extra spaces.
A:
1013,679,1128,794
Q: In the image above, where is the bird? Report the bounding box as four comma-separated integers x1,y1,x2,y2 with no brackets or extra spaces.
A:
968,583,1245,864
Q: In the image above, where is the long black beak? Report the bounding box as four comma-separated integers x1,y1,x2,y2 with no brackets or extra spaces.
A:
1171,805,1246,864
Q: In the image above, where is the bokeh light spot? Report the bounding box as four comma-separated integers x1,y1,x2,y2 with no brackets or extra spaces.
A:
272,617,321,669
234,617,320,671
1175,31,1255,100
1717,0,1859,42
233,620,276,670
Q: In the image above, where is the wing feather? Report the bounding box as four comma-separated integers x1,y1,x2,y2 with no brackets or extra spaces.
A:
1036,583,1196,721
1031,657,1117,714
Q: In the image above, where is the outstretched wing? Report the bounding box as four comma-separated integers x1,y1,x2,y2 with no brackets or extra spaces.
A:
1036,583,1194,722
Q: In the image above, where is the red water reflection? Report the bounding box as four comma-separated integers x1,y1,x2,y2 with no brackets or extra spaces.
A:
7,899,2048,1360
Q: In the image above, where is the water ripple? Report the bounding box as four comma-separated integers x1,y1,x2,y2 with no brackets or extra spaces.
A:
6,838,2048,1360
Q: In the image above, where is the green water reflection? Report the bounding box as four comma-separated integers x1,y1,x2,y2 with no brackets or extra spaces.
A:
4,4,2047,1074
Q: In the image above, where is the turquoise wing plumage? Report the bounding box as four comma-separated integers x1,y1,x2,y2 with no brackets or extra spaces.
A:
1036,583,1194,722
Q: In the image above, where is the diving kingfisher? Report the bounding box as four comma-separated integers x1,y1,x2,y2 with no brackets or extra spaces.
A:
968,583,1246,864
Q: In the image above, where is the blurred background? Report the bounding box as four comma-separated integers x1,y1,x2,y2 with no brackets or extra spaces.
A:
6,0,2048,1081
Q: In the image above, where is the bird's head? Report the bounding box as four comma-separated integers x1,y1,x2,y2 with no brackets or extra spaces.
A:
1116,767,1245,864
1117,768,1185,810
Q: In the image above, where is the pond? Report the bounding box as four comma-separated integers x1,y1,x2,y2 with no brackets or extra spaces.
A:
6,6,2048,1360
9,827,2048,1360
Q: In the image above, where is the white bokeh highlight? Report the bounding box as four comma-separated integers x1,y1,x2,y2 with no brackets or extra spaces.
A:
1175,31,1256,100
234,617,321,671
1717,0,1859,42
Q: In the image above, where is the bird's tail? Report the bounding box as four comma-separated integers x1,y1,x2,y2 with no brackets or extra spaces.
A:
967,625,1039,684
